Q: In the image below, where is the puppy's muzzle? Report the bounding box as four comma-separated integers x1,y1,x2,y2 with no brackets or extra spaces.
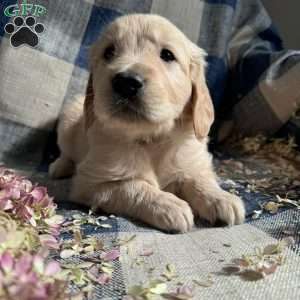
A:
112,72,144,99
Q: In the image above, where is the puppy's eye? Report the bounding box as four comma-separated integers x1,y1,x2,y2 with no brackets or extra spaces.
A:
160,48,176,62
103,44,115,61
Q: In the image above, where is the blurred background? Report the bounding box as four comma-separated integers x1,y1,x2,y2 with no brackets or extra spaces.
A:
263,0,300,49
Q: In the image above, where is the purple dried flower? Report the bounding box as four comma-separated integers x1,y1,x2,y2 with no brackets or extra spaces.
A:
100,249,120,262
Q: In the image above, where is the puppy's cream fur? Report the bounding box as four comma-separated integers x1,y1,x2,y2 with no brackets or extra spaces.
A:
50,14,245,232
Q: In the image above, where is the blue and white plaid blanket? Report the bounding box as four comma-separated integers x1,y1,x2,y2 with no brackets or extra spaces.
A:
0,1,300,299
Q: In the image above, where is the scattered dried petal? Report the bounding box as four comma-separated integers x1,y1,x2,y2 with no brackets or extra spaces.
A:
240,270,264,281
260,263,277,275
192,278,214,288
223,265,241,274
44,261,61,276
60,249,77,259
99,223,112,228
232,258,249,267
140,249,154,257
100,249,121,261
163,285,194,300
263,201,281,214
97,273,111,285
162,264,177,281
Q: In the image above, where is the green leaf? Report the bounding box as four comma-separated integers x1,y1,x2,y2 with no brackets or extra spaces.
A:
72,214,83,220
116,234,137,246
162,264,177,281
128,285,145,296
192,279,214,288
71,269,88,286
149,282,167,295
101,266,113,275
263,244,280,255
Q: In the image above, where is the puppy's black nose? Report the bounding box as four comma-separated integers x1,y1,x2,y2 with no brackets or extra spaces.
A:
112,72,144,99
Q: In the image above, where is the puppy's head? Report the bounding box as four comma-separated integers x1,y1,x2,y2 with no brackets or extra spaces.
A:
86,14,214,140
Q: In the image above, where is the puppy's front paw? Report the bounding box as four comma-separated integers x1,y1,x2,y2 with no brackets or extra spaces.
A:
195,191,245,226
147,193,194,233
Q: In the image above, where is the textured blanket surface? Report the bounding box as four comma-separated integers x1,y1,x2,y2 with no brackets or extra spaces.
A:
0,0,300,167
9,139,300,299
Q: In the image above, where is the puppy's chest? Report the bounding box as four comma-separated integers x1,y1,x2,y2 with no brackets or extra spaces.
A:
145,143,184,188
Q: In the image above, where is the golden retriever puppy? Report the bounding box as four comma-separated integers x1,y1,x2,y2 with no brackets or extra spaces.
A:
50,14,245,232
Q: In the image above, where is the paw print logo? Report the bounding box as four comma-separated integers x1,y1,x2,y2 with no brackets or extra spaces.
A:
4,16,44,48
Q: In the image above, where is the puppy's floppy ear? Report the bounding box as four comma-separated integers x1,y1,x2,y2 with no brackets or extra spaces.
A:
84,74,95,130
190,46,214,139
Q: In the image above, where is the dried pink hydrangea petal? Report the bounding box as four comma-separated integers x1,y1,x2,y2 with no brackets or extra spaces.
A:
97,273,111,285
100,249,120,261
39,234,60,250
20,179,33,192
47,224,61,237
140,249,154,257
0,251,13,273
44,261,61,276
88,265,100,279
260,263,278,275
14,254,33,275
62,220,73,227
176,285,194,297
0,198,13,210
10,186,21,200
30,186,47,202
167,285,195,299
14,204,35,225
32,285,48,299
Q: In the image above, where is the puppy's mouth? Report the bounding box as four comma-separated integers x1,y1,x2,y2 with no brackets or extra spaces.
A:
109,95,148,121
